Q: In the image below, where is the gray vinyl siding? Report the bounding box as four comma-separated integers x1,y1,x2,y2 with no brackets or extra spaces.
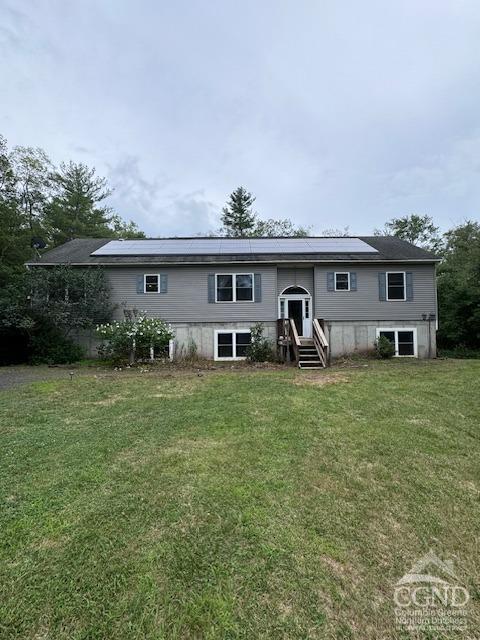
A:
314,264,436,321
277,268,314,296
106,266,277,322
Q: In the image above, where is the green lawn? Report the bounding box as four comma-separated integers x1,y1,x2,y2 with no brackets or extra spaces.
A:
1,360,479,639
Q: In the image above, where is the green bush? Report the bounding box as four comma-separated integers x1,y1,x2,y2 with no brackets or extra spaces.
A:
29,319,85,364
97,316,174,364
374,334,395,359
438,347,480,359
246,323,275,362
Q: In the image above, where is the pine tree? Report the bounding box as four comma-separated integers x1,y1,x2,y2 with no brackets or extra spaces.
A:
45,162,113,245
220,187,256,237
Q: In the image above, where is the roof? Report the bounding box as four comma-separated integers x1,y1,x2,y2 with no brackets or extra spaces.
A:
26,236,440,266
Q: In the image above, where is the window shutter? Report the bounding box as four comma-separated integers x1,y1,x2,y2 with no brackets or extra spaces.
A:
136,275,144,294
327,272,334,291
378,272,386,301
350,272,357,291
254,273,262,303
406,272,413,301
160,273,168,294
208,274,215,303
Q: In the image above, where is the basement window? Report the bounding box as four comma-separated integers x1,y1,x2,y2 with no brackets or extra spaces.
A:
376,328,417,357
215,331,251,360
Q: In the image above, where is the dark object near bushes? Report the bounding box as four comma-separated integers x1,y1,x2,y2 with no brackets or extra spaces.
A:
246,323,274,362
29,319,84,364
375,334,395,359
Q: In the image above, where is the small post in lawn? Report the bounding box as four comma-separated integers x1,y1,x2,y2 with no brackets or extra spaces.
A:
129,338,136,365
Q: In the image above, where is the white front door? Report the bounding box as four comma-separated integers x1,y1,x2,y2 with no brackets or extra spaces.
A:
278,295,312,338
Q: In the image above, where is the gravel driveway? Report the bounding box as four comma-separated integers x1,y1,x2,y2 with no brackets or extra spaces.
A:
0,365,88,391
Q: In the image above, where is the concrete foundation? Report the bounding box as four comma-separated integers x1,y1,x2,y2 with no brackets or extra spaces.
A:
73,319,436,361
326,320,436,359
171,321,277,359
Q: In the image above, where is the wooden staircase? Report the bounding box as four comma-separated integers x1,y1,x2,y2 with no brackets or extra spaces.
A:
277,318,329,368
298,340,323,369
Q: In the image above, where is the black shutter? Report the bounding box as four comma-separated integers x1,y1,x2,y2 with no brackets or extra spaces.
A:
136,275,144,294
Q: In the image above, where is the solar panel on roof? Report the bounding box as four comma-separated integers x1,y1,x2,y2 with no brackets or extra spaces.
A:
91,237,378,256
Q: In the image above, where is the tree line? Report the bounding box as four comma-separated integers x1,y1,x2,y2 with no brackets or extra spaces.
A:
0,134,144,284
1,132,479,361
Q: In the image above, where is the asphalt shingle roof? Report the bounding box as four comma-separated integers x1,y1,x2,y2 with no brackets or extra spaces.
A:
26,236,439,266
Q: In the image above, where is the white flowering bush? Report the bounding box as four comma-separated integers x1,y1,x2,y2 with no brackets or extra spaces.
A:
96,316,174,363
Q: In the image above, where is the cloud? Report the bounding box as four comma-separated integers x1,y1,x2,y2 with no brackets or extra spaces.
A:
1,0,480,235
107,156,219,235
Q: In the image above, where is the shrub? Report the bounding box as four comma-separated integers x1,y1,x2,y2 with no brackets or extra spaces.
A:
29,319,85,364
374,334,395,359
246,323,275,362
96,316,174,364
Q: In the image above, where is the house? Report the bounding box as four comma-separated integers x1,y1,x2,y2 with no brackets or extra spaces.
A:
26,236,439,367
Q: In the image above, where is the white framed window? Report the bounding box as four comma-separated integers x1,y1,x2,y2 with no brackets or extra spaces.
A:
214,330,251,360
335,272,350,291
215,274,254,302
376,328,417,357
386,272,406,301
144,274,159,293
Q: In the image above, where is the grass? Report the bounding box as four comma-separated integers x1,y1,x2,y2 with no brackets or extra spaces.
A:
0,360,479,639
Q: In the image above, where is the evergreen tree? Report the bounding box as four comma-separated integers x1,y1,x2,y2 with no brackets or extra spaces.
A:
220,187,256,237
45,162,114,245
45,162,145,244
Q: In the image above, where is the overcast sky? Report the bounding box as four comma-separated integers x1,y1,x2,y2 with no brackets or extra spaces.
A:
2,1,480,236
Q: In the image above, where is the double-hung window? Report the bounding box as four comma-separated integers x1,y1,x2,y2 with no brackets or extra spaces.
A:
215,331,251,360
377,328,417,357
335,272,350,291
386,272,406,301
144,274,159,293
215,274,253,302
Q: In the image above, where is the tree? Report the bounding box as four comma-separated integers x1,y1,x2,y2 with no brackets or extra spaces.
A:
253,218,311,237
45,162,114,245
0,137,27,280
321,226,350,237
45,162,146,244
437,221,480,349
375,214,442,253
220,186,310,237
10,145,52,233
110,214,145,239
220,187,257,237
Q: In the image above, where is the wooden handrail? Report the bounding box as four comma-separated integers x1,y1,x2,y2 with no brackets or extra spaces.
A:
289,318,301,347
289,318,300,363
313,319,328,348
313,318,329,367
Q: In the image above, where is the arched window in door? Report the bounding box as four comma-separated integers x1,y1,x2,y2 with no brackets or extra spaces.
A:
281,285,310,295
